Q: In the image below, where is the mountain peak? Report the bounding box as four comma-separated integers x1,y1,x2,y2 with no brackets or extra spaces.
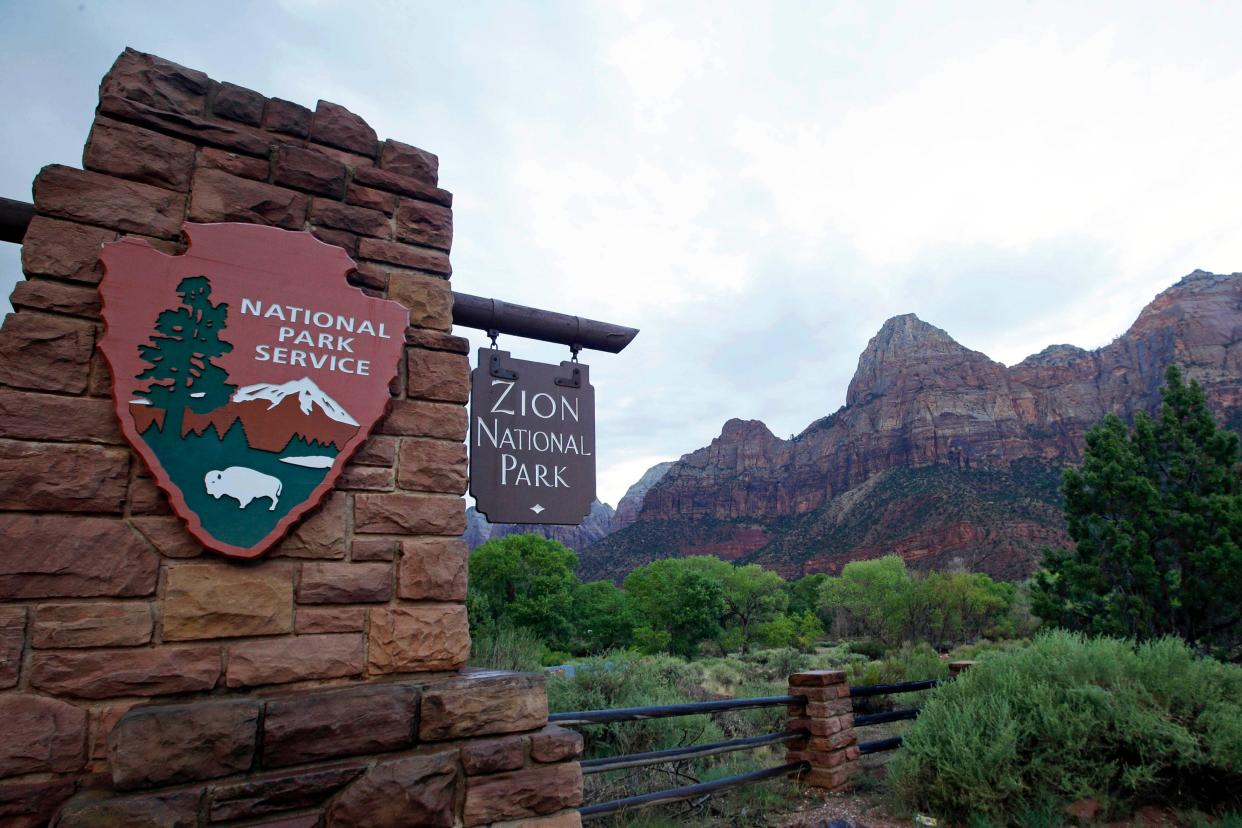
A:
233,377,358,426
847,314,984,405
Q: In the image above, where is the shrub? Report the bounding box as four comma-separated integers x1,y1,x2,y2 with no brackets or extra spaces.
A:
468,623,548,673
889,632,1242,823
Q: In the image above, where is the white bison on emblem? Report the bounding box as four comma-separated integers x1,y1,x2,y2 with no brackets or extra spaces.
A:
204,467,282,511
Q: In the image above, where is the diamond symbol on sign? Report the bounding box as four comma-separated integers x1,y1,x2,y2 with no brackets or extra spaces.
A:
530,504,545,515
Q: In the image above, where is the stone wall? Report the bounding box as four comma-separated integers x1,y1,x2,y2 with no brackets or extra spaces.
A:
0,48,582,827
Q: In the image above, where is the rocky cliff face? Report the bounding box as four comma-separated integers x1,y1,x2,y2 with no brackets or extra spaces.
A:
612,462,674,530
580,271,1242,581
464,500,616,553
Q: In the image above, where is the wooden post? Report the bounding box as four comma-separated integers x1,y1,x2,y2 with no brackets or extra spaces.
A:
786,670,859,791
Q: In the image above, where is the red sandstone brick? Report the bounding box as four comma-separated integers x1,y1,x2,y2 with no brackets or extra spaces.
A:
529,725,584,763
406,348,469,404
309,100,378,156
297,562,392,604
461,735,528,775
273,145,347,198
108,699,259,789
32,602,152,648
101,47,208,116
212,81,266,126
354,493,465,535
261,684,417,768
311,226,358,255
20,217,115,283
0,388,122,443
419,672,547,741
295,606,366,634
353,164,452,206
367,604,470,674
312,143,376,169
0,777,78,826
198,146,269,180
379,398,466,440
347,261,390,292
358,237,451,275
34,165,184,238
0,514,158,599
389,271,452,331
271,491,348,559
10,278,101,318
0,440,129,513
129,514,202,557
84,117,196,191
0,311,95,394
463,763,582,826
397,537,468,601
351,537,399,562
189,167,308,230
0,694,88,776
99,92,272,156
790,670,847,687
264,98,312,137
395,199,453,250
405,327,470,355
310,199,389,238
129,475,172,514
346,183,398,214
379,139,438,185
337,463,394,490
225,633,365,688
397,438,467,494
30,646,221,698
0,607,24,689
351,434,398,466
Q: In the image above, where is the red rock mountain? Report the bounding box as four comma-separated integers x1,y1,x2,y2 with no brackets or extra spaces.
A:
579,271,1242,582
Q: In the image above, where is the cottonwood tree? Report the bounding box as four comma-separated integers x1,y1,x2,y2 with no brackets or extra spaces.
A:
1034,366,1242,655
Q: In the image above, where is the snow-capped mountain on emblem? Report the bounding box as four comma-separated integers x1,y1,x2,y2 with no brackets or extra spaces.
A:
234,378,360,426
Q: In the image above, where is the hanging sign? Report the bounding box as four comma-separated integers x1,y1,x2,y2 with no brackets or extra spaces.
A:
469,348,596,525
98,222,409,559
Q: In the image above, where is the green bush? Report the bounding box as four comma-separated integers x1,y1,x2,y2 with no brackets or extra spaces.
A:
889,632,1242,824
468,623,548,673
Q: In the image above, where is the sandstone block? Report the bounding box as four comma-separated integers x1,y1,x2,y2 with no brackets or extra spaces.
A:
30,646,220,698
109,699,259,789
313,144,375,169
351,434,398,466
129,515,201,557
807,730,858,751
209,765,363,822
101,47,208,116
10,278,102,318
189,168,308,230
90,703,135,761
84,118,196,191
226,633,364,688
32,602,152,649
162,562,293,640
460,736,527,775
272,491,348,558
347,261,389,292
294,606,366,634
463,762,582,827
34,165,184,238
20,216,114,283
405,327,470,354
354,493,464,535
379,140,438,185
367,604,470,674
198,146,269,180
490,811,583,828
396,438,467,495
803,764,855,790
264,98,312,137
0,440,129,512
273,145,347,198
789,670,847,687
0,311,94,393
212,81,266,125
325,750,458,828
352,165,452,207
311,226,358,255
798,684,850,702
99,91,272,155
262,683,418,767
54,789,201,828
529,726,584,763
387,271,452,331
350,538,398,563
297,562,391,604
395,199,453,250
397,537,467,601
309,100,377,156
420,672,547,741
128,475,171,514
0,607,24,688
0,694,86,777
310,199,389,238
406,349,469,405
805,698,852,718
338,463,394,490
0,514,157,599
345,183,397,214
0,778,77,828
358,238,451,275
379,398,466,440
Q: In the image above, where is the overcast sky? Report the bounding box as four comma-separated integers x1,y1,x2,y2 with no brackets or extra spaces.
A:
3,1,1241,507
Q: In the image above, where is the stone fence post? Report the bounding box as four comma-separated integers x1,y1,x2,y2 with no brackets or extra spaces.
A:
948,659,977,678
786,670,859,791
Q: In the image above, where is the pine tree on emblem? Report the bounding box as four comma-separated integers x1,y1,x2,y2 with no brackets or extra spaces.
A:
137,275,235,436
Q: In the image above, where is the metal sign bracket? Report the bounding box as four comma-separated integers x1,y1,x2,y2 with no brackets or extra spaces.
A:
489,351,518,380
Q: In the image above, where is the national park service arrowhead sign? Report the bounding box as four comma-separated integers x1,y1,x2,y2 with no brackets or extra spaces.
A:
98,223,409,559
470,348,596,525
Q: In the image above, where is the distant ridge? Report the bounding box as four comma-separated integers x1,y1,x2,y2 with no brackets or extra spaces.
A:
580,271,1242,582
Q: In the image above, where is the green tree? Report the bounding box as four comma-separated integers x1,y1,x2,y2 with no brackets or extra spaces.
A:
785,573,828,619
571,580,636,654
624,557,727,656
468,534,579,650
721,564,788,654
137,275,235,436
1033,366,1242,654
818,555,913,647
